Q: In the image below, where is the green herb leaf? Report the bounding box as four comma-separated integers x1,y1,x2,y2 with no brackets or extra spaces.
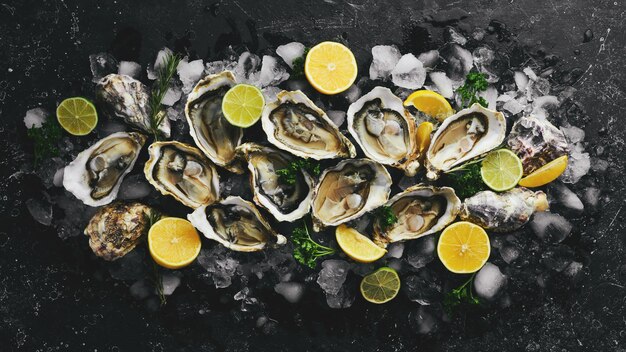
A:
291,221,335,268
456,72,489,108
290,47,310,79
374,205,398,232
277,158,320,185
148,52,181,140
443,161,487,199
443,273,480,316
27,118,63,166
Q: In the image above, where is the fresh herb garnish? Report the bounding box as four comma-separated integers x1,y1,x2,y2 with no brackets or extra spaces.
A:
374,205,398,232
290,47,310,78
148,52,181,140
443,159,487,199
27,118,62,166
443,273,480,316
456,72,489,108
144,209,166,306
276,158,320,185
291,221,335,269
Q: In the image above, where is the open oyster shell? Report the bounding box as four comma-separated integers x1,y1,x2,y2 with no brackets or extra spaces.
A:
311,159,391,231
235,143,314,222
347,87,420,176
144,141,220,209
185,71,244,173
188,196,287,252
425,103,506,180
262,90,356,160
373,184,461,247
63,132,146,207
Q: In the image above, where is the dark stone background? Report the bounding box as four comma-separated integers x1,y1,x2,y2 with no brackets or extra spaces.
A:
1,0,625,351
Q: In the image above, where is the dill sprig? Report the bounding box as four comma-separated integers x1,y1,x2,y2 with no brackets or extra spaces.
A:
148,52,181,140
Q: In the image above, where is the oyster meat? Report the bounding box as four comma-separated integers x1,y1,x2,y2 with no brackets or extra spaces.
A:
425,103,506,180
373,185,461,247
63,132,146,207
144,141,220,208
236,143,314,222
186,71,244,173
84,202,155,261
96,74,170,137
311,159,391,231
188,196,287,252
347,87,420,176
460,188,549,232
506,115,570,175
262,90,356,160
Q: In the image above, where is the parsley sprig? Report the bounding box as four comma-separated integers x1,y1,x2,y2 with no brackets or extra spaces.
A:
148,52,181,140
443,159,487,199
27,118,62,166
374,205,398,232
456,72,489,108
290,47,310,78
291,221,335,269
276,158,320,185
443,273,480,315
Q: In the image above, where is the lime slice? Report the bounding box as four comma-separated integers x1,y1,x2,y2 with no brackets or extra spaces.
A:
480,149,523,191
56,97,98,136
360,267,401,304
222,84,265,127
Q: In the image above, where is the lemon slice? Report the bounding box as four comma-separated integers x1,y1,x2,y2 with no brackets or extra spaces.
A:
304,41,358,95
335,225,387,263
437,222,490,274
519,155,568,188
148,217,202,269
221,84,265,127
56,97,98,136
416,121,434,155
360,267,401,304
480,149,523,192
404,90,454,122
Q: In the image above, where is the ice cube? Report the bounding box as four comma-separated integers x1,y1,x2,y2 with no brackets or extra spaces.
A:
473,262,506,300
391,54,426,89
560,144,590,184
410,306,439,334
550,183,584,212
23,107,48,129
262,86,281,102
205,60,235,76
233,52,261,84
118,61,142,78
541,245,574,272
148,47,174,80
327,110,346,127
97,120,128,137
429,72,453,98
39,157,66,189
109,250,148,281
417,50,439,68
523,67,538,81
258,55,290,87
439,43,473,81
274,282,305,303
403,271,441,305
405,236,436,270
325,285,355,309
89,52,119,83
503,99,525,115
53,168,64,188
583,187,600,207
197,246,239,288
276,42,305,69
445,27,468,46
317,259,351,295
514,71,529,91
478,86,498,110
530,212,573,243
161,85,182,106
560,124,585,144
386,242,404,259
499,245,521,265
130,279,153,300
26,198,52,226
341,84,361,104
177,58,205,94
369,45,402,81
161,273,181,296
563,261,583,280
472,46,495,67
118,174,152,200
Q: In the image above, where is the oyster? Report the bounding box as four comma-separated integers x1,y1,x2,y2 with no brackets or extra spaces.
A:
236,143,314,222
63,132,146,207
311,159,391,231
262,90,356,160
373,185,461,247
144,141,220,208
185,71,244,173
96,74,170,137
84,202,155,261
188,196,287,252
425,103,506,180
347,87,420,176
506,116,570,175
460,188,549,232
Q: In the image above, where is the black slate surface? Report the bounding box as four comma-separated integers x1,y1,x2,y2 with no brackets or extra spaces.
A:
1,0,626,351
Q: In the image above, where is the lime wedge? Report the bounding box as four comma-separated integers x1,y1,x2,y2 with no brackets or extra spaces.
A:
480,149,523,191
360,267,401,304
222,84,265,127
56,97,98,136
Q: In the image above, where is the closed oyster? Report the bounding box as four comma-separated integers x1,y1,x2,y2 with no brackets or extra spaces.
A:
506,116,569,175
373,185,461,247
236,143,314,222
311,159,391,231
63,132,146,207
144,141,220,208
188,196,287,252
84,202,155,261
185,71,244,173
347,87,420,176
262,90,356,160
96,74,170,137
425,103,506,180
460,188,549,232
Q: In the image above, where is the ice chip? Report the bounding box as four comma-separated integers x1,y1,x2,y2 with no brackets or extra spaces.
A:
274,282,305,303
118,174,152,200
541,245,574,272
276,42,305,69
417,50,439,68
514,71,529,91
439,43,473,81
369,45,402,81
197,246,239,288
560,145,590,184
262,86,281,102
148,47,173,80
391,53,426,89
118,61,142,78
327,110,346,127
473,263,506,300
53,168,64,188
386,242,404,259
325,285,355,309
499,245,521,265
161,85,182,106
503,99,525,115
258,55,290,87
445,27,468,46
97,120,128,137
583,187,600,207
178,58,205,94
530,212,573,243
429,72,454,98
405,236,436,270
564,261,583,280
130,279,153,300
89,52,119,83
410,306,439,334
560,125,585,144
317,259,351,295
341,84,361,104
26,198,52,226
403,270,441,305
233,52,261,84
161,274,181,296
24,107,48,129
478,86,498,109
550,183,584,212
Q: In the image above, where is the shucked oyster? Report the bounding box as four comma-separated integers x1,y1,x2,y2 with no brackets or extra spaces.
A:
347,87,420,176
425,103,506,180
373,185,461,247
96,74,170,138
185,71,244,173
188,196,287,252
63,132,146,207
236,143,314,222
144,141,220,208
262,90,356,160
311,159,391,231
